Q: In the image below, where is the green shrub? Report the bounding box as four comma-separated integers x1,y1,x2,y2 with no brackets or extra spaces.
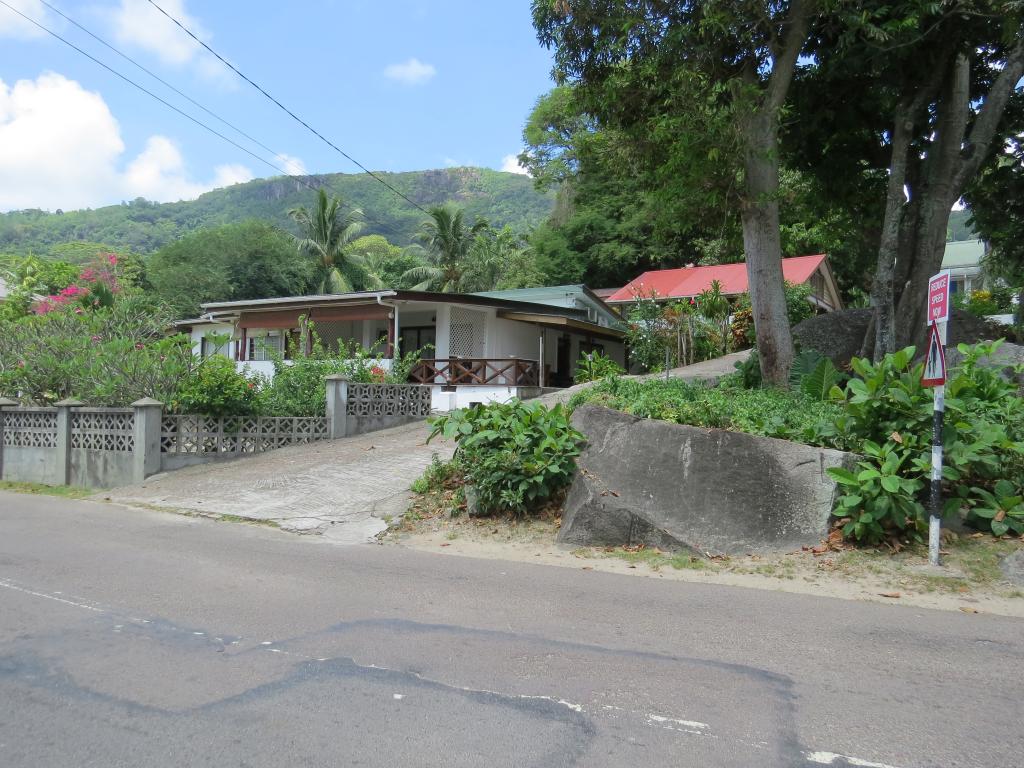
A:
570,376,845,447
174,356,260,416
829,341,1024,542
574,351,625,384
410,453,462,495
427,401,584,516
0,293,194,406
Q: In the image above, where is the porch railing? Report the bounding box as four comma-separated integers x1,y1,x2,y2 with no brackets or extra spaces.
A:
408,358,540,387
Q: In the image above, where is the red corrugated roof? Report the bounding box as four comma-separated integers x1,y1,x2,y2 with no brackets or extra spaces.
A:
607,255,827,303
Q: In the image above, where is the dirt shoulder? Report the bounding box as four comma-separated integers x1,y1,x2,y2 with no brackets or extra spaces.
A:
384,503,1024,618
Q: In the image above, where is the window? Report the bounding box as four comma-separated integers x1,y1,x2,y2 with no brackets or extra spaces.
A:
249,334,283,361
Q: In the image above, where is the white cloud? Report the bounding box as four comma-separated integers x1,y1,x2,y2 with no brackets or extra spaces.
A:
0,72,252,211
0,0,50,39
500,154,529,175
274,153,307,176
383,57,436,85
109,0,228,83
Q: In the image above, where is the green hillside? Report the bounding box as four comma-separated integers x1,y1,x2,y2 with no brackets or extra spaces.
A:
0,167,553,257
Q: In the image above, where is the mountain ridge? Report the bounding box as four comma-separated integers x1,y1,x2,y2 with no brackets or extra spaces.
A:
0,167,553,258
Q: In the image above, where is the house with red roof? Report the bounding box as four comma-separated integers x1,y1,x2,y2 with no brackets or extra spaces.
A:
606,254,843,313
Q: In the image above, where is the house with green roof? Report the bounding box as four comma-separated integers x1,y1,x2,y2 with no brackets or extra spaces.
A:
942,239,988,295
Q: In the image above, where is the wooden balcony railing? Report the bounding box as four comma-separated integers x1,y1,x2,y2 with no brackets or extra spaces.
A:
408,358,540,387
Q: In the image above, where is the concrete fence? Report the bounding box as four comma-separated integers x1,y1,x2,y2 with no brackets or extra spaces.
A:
0,380,433,489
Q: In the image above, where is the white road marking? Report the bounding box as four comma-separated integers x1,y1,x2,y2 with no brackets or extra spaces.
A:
393,693,404,700
0,578,104,613
647,713,710,730
805,751,904,768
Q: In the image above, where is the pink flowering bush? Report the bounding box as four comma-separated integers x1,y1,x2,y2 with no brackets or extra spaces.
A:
33,253,120,315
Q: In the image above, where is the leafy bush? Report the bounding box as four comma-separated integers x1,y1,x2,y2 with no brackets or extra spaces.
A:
788,349,843,401
427,401,584,516
255,323,430,417
730,281,817,348
173,356,260,416
828,341,1024,542
574,351,625,384
570,376,845,447
0,294,194,406
953,286,1017,317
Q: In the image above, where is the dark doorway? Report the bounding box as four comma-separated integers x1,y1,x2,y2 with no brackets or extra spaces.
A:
555,335,572,387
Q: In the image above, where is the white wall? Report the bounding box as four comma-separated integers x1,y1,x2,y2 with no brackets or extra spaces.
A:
189,323,234,358
429,385,519,411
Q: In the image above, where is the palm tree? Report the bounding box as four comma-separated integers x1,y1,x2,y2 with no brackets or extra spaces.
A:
401,206,489,292
287,189,366,293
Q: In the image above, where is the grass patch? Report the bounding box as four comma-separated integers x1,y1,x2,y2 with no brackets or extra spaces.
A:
602,546,708,572
0,480,92,499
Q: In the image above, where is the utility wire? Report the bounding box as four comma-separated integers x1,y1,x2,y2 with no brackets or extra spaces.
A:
0,0,420,244
37,0,281,164
144,0,431,216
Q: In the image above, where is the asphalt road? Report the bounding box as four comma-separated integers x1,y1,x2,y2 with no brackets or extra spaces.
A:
1,491,1021,768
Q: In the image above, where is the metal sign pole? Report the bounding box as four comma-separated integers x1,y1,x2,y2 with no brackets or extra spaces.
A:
929,378,945,566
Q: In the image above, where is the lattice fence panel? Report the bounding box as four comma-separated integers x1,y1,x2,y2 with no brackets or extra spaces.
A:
449,307,485,358
1,409,58,448
71,410,135,452
346,384,432,417
161,414,329,455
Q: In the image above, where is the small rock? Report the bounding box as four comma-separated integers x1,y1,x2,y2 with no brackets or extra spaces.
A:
999,550,1024,587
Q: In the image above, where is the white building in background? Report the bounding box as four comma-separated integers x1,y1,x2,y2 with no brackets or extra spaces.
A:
175,286,626,412
942,239,988,295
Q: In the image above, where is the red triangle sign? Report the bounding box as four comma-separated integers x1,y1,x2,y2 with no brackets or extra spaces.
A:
921,322,946,387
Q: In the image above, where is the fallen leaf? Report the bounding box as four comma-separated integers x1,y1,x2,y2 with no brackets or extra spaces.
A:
607,489,620,497
994,509,1006,523
581,566,593,570
440,542,450,547
959,606,980,614
890,431,903,444
878,592,901,599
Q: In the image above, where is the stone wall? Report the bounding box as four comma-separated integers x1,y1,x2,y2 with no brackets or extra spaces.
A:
326,378,432,437
558,405,857,556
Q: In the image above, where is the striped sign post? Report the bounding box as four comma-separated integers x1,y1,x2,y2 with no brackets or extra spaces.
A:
922,273,951,566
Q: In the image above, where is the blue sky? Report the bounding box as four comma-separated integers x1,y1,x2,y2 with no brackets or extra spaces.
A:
0,0,555,211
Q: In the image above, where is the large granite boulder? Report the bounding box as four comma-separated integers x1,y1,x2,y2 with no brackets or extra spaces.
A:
945,341,1024,390
558,405,858,556
792,308,1017,369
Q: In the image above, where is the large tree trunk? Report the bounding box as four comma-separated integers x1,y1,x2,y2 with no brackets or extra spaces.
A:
741,115,794,385
869,106,916,359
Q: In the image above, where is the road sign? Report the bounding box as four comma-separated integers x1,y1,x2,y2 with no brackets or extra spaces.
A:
922,322,946,387
927,270,951,324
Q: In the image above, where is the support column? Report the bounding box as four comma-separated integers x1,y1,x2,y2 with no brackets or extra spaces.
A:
538,327,546,388
131,398,164,483
0,397,15,480
326,374,349,439
54,398,82,486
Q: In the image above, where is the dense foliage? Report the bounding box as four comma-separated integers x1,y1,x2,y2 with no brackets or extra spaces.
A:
0,294,193,406
827,343,1024,542
570,377,843,447
427,401,584,516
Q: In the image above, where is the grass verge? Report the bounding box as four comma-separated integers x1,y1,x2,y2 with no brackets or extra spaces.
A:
0,480,92,499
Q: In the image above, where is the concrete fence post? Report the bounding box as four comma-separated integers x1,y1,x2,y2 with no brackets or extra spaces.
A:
131,398,164,483
54,398,82,486
325,375,349,439
0,396,16,480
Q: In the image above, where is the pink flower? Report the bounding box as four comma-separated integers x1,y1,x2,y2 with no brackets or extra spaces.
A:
135,343,144,351
74,308,84,315
17,360,25,368
91,335,102,343
106,253,118,266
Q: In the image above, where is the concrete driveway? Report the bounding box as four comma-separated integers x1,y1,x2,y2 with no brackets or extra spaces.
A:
103,421,453,544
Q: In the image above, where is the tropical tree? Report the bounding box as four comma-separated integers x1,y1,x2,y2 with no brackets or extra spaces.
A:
532,1,824,385
287,189,366,293
350,234,427,290
401,206,490,292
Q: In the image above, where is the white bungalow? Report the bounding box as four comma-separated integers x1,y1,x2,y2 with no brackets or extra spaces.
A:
175,286,626,411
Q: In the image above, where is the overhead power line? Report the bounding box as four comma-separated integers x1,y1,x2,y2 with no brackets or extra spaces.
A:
144,0,431,216
37,0,280,163
0,0,421,244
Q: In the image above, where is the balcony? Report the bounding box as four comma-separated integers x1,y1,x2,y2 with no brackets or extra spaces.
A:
408,358,540,387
